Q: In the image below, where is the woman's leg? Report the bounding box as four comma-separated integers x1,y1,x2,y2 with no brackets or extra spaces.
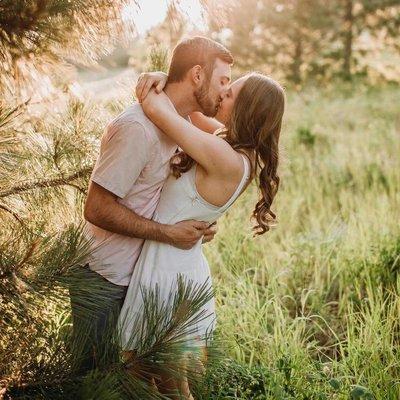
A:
123,350,159,392
122,337,208,398
156,372,181,399
156,352,195,400
188,336,208,377
156,340,208,400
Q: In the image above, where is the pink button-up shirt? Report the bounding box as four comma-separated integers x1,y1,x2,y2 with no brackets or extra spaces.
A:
84,103,178,286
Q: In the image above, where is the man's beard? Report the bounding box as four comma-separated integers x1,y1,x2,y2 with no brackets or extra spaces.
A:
194,82,219,117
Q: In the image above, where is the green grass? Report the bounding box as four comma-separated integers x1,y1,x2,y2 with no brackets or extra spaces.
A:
202,82,400,399
5,82,398,399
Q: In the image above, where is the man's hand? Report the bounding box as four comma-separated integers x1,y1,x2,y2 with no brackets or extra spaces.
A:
164,220,209,250
84,182,205,250
135,71,168,103
202,222,218,244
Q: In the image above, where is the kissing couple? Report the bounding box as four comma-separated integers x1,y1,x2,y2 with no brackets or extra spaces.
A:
70,36,285,399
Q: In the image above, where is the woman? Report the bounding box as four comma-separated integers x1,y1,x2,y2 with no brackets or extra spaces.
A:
118,72,285,399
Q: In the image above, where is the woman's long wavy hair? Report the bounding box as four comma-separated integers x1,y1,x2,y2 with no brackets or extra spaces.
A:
170,72,285,235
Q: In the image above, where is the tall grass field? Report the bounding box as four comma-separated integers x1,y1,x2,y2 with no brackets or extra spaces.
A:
4,82,398,400
199,82,400,399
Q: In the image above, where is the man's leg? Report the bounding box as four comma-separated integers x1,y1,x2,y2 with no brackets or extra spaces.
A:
69,264,127,373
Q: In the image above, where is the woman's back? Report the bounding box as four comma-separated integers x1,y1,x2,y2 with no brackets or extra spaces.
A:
155,153,250,225
118,154,250,350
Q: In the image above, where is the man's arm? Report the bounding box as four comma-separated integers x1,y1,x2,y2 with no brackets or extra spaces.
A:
85,119,210,249
84,181,209,250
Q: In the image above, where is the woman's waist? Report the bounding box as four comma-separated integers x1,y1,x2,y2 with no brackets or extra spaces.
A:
153,209,217,225
143,241,208,272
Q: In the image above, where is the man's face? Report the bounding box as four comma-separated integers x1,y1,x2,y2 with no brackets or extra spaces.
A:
194,58,231,117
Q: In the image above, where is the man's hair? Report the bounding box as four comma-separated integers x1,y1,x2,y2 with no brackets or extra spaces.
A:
167,36,233,83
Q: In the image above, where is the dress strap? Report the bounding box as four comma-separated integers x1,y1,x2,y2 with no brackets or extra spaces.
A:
219,153,251,213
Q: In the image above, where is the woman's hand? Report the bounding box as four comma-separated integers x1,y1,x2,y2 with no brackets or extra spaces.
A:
135,71,168,102
141,89,175,119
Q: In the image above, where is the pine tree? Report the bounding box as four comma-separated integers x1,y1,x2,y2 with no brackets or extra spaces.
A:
0,2,222,398
0,0,135,94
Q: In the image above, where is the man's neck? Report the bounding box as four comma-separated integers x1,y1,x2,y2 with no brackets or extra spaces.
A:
164,82,200,117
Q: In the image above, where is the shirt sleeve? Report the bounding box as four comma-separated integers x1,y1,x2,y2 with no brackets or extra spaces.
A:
91,120,152,198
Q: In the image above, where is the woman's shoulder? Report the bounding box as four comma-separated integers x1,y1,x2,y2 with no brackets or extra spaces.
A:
209,149,251,187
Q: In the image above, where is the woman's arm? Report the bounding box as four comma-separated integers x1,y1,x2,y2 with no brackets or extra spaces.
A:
142,90,240,175
135,71,167,102
136,72,224,135
189,112,224,134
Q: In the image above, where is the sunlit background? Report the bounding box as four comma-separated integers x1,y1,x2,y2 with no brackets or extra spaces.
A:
123,0,207,34
74,0,400,106
2,0,399,104
1,1,400,398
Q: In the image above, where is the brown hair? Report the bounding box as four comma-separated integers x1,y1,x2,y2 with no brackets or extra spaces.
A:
171,72,285,235
167,36,233,83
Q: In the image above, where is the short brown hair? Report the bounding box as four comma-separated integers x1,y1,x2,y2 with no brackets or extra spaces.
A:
167,36,233,83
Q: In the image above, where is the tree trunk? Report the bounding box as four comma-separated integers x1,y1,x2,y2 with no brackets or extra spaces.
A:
343,0,353,80
291,35,303,85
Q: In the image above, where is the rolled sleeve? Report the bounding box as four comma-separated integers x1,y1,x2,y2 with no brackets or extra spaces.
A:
91,121,152,198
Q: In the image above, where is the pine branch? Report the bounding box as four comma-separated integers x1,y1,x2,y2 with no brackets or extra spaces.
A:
0,0,138,92
0,165,93,198
0,202,23,223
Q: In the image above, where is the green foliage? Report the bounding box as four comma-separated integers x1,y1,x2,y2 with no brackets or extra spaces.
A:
207,0,400,84
194,356,377,399
147,45,170,73
0,93,224,398
197,358,273,399
3,263,219,398
295,127,317,147
0,0,136,93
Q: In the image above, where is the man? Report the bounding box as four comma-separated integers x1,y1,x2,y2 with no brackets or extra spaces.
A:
70,36,233,371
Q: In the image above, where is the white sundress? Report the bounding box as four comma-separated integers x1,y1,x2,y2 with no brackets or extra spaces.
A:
118,154,251,350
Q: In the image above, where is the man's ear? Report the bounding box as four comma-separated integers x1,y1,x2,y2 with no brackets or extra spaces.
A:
190,65,204,86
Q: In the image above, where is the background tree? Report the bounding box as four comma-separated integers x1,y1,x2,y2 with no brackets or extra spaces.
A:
207,0,338,84
205,0,400,83
340,0,400,80
146,3,188,50
0,0,135,95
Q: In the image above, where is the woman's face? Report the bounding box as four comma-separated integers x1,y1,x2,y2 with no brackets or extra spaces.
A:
215,76,248,125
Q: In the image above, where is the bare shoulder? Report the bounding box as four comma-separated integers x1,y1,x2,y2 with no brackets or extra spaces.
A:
208,136,245,178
